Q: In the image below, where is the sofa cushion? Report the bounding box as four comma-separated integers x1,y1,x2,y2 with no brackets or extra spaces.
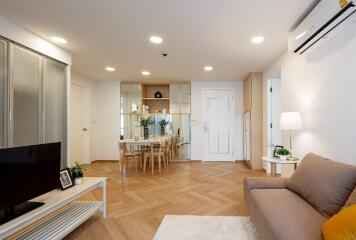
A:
249,189,327,240
287,153,356,217
345,187,356,207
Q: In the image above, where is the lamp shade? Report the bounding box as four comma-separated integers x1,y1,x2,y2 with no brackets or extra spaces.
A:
280,112,303,131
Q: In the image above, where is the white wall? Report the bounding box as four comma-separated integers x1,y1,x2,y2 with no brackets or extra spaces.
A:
70,72,121,162
263,25,356,165
191,80,244,161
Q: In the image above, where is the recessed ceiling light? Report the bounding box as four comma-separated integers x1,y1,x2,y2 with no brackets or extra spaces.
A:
149,36,163,44
142,71,150,76
204,66,213,71
251,36,265,44
51,36,67,44
105,66,116,72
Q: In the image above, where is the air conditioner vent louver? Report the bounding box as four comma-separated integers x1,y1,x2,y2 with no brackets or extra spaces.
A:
289,0,356,54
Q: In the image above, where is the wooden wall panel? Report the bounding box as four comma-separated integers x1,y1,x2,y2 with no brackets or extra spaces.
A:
243,73,263,170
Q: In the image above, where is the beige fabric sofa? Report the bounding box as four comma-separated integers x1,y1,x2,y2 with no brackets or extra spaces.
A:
244,153,356,240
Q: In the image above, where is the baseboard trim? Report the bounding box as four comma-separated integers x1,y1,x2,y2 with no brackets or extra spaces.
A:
91,160,119,163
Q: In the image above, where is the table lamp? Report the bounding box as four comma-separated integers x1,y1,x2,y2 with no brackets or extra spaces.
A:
280,112,303,158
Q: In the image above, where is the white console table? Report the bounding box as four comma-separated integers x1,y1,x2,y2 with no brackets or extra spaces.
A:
0,177,107,240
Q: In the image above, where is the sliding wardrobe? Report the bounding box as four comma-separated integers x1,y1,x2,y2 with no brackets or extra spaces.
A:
0,38,67,167
0,39,6,149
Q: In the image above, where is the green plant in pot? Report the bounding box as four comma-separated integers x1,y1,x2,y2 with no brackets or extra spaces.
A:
276,147,290,161
140,117,154,139
159,119,169,136
70,162,85,185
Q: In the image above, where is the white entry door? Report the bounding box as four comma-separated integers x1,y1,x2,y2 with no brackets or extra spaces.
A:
70,82,90,166
202,89,234,161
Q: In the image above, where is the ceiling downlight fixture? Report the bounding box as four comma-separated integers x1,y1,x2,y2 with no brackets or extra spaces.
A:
51,36,67,44
142,71,151,76
149,36,163,44
204,66,213,71
105,66,116,72
251,36,265,44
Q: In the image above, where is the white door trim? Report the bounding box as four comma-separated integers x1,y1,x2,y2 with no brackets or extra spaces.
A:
202,88,235,162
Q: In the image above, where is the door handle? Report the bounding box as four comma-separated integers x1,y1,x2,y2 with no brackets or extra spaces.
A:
83,128,88,131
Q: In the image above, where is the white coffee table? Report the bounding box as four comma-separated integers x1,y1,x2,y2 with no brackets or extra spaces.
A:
262,156,300,177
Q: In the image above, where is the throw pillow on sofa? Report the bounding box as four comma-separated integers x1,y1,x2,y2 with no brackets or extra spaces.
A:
287,153,356,217
322,204,356,240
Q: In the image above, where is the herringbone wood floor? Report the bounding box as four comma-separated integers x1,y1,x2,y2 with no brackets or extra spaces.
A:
64,161,265,240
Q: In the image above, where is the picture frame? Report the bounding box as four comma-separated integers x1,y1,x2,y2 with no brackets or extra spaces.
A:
59,168,74,190
273,145,284,158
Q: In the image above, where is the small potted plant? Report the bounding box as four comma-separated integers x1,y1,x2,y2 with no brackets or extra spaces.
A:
276,148,290,161
70,162,85,185
140,117,154,139
159,119,169,136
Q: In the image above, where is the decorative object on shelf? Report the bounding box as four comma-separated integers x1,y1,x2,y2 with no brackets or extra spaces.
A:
154,91,162,98
134,136,139,141
276,147,290,161
142,105,149,114
162,108,167,114
273,145,284,158
59,168,74,190
159,119,169,136
280,112,303,158
70,162,85,185
140,117,154,139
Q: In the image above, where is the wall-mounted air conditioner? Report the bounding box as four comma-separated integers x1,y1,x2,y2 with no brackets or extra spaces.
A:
289,0,356,54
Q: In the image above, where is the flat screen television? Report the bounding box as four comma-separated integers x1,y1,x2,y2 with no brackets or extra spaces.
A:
0,142,61,225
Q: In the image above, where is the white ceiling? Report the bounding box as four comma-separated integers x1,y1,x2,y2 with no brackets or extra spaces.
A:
0,0,314,82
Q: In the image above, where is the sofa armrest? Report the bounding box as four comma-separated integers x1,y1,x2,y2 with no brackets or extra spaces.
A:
244,177,289,193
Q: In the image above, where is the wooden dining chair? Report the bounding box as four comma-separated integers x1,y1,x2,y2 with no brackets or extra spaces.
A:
164,139,171,167
143,141,166,174
173,136,179,155
119,142,141,175
169,136,175,159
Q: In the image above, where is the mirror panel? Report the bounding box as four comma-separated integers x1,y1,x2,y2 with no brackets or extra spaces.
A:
120,84,131,114
169,84,180,114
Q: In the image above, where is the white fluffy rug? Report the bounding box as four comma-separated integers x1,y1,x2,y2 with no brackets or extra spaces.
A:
153,215,260,240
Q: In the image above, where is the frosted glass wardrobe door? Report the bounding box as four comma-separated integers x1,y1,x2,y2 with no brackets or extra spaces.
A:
10,44,41,147
43,59,66,166
43,58,67,167
43,59,66,143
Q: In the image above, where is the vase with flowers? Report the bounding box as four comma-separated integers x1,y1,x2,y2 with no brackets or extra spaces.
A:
140,117,154,139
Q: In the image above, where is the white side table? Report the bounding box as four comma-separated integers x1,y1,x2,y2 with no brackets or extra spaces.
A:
262,156,300,177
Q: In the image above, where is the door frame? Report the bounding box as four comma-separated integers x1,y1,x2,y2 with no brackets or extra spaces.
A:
70,81,91,166
201,88,235,162
266,74,282,173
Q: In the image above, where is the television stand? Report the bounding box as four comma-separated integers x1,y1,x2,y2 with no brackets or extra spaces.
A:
0,202,45,225
0,177,106,240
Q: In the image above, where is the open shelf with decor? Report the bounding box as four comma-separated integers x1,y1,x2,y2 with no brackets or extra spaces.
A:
141,84,170,114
